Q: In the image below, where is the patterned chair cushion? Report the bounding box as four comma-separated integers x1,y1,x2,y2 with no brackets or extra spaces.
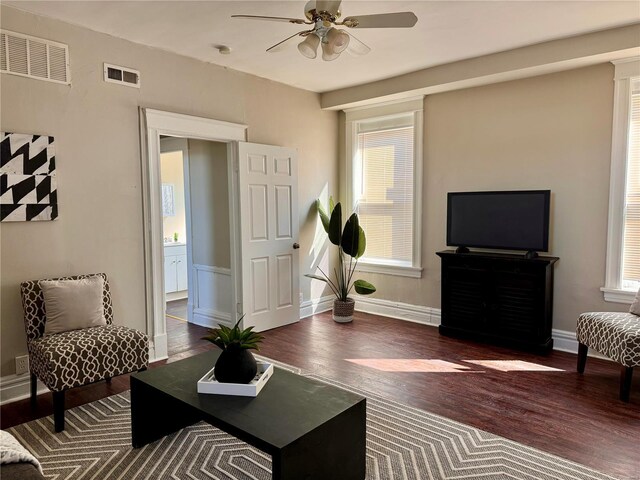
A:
21,273,114,342
576,312,640,367
27,325,148,391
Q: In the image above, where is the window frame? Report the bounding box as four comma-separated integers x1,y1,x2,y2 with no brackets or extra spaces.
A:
345,98,424,278
602,58,640,303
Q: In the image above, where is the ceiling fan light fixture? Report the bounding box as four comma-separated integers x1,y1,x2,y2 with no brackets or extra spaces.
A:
297,33,320,59
321,40,340,61
233,2,416,60
326,27,350,54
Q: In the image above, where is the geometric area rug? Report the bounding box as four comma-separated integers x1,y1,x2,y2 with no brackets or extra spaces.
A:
8,366,618,480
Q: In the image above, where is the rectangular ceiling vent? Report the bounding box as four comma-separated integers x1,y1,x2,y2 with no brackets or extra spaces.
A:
104,63,140,88
0,30,70,85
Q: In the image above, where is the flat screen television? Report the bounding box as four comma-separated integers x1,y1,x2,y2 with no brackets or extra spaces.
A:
447,190,550,253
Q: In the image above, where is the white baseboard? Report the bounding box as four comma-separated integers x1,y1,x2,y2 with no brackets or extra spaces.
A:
300,295,334,318
353,296,610,360
192,309,232,328
166,291,188,302
151,333,168,362
551,328,579,354
0,374,48,405
353,295,441,326
551,328,610,360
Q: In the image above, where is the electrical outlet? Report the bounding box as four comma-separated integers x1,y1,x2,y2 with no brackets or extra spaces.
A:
15,355,29,375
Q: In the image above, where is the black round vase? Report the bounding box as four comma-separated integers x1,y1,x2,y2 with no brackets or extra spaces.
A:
214,348,258,384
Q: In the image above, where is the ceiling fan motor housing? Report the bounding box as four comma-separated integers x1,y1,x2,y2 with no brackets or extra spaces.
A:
304,0,342,23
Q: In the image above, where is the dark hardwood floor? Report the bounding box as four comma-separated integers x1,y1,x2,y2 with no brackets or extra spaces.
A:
2,305,638,479
166,298,188,321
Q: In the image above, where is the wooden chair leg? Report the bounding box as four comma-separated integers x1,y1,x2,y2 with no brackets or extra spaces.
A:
620,366,633,402
105,377,112,384
577,343,588,373
53,391,65,432
30,374,37,410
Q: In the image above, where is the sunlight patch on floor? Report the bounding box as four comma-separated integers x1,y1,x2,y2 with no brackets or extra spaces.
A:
345,358,482,373
464,360,564,372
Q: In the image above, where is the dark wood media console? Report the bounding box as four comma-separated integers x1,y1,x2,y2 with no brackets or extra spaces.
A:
436,250,558,352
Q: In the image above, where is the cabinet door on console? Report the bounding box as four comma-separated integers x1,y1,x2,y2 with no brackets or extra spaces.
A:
490,270,543,339
443,265,488,332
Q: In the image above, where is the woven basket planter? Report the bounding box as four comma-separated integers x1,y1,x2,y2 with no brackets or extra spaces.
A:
333,298,355,323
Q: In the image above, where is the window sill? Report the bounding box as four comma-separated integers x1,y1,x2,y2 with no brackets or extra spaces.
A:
355,262,422,278
600,287,636,304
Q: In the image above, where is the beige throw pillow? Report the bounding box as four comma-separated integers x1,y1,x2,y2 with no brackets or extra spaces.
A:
40,276,107,335
630,288,640,316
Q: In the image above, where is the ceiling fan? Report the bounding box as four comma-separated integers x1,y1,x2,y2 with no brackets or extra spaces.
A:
231,0,418,61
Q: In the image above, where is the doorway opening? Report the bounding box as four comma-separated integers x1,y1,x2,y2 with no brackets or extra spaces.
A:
141,109,301,362
159,136,234,357
141,109,246,361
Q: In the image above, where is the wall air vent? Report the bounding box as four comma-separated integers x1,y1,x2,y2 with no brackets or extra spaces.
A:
0,30,70,84
104,63,140,88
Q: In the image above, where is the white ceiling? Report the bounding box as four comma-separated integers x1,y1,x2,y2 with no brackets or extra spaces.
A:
6,1,640,92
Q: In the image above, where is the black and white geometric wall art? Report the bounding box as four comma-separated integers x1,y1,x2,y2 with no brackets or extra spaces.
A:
0,132,58,222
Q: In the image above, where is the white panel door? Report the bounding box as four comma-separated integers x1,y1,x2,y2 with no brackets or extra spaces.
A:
238,142,299,332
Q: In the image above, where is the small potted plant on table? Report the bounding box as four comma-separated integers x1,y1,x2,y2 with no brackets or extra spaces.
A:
306,199,376,323
202,316,264,383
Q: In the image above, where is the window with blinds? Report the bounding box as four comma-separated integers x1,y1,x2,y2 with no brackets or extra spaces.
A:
621,77,640,289
354,114,415,266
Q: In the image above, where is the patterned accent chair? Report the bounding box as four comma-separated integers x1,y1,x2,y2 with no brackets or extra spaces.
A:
576,307,640,402
20,273,149,432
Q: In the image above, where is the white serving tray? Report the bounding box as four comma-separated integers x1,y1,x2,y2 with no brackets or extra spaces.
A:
197,361,274,397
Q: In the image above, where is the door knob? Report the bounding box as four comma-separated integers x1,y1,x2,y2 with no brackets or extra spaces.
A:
293,243,300,249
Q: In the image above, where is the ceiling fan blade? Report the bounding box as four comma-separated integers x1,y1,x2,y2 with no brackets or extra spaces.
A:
345,32,371,56
231,15,310,25
313,0,342,15
266,30,311,52
340,12,418,28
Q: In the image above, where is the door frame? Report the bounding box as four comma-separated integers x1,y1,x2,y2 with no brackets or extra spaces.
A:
140,108,247,361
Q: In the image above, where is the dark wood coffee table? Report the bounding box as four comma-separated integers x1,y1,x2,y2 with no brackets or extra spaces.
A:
130,350,366,480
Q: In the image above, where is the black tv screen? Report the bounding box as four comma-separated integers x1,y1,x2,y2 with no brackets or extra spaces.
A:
447,190,550,252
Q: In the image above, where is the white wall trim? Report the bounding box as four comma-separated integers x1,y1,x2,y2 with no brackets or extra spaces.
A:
0,374,48,406
353,296,612,360
192,309,232,328
551,328,582,354
300,295,334,318
141,108,246,358
166,291,188,302
602,58,640,301
600,287,636,304
355,262,423,278
151,334,168,362
193,265,232,275
353,295,440,326
551,328,610,360
144,109,248,142
191,264,233,328
345,100,424,277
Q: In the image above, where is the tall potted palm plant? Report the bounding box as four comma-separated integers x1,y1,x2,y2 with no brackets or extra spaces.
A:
306,199,376,322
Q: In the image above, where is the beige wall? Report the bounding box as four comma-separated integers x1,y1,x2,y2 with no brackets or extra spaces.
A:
0,6,339,377
160,150,187,243
188,140,230,269
353,63,627,332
